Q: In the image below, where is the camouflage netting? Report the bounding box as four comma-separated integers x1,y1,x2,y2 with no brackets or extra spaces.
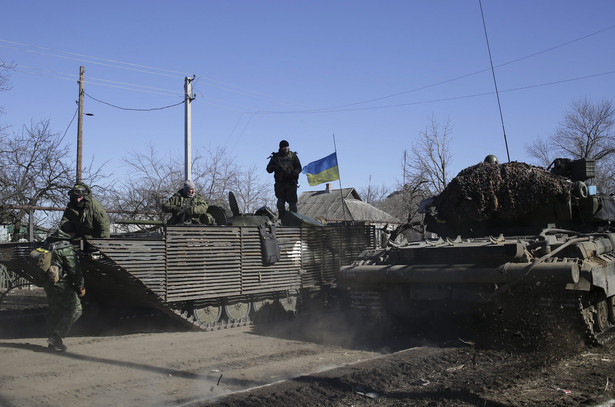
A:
434,161,572,224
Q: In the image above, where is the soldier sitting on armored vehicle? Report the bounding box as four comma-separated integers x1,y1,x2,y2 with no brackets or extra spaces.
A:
162,180,216,225
60,183,110,239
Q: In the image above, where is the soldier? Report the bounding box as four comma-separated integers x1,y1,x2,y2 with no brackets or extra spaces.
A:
162,180,215,225
266,140,302,217
60,182,110,239
42,225,86,352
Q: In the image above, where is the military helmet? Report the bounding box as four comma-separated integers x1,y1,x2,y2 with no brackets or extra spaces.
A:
69,183,88,197
484,155,499,165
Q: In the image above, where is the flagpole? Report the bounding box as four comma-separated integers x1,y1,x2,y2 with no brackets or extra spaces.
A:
333,134,348,223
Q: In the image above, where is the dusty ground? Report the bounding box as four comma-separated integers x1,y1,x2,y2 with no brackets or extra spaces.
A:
1,288,615,407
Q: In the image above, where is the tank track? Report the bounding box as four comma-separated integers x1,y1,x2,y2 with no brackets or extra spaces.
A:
171,308,252,332
348,287,615,346
97,293,301,333
107,299,296,332
535,291,615,346
576,296,615,346
349,289,386,321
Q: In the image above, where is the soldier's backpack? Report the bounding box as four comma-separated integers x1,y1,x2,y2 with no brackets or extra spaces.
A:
29,241,71,284
29,247,52,272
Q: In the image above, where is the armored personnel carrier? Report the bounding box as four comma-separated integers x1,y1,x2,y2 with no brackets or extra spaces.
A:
0,196,376,330
339,156,615,344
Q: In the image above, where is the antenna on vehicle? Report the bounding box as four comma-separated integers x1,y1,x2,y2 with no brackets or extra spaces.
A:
479,0,511,163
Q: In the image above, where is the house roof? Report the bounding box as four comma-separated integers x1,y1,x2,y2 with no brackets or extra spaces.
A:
298,186,401,224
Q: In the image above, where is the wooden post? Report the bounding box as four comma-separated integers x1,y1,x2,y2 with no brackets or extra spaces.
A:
76,66,84,183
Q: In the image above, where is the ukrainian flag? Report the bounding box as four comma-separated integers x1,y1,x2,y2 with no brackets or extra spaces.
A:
302,152,340,186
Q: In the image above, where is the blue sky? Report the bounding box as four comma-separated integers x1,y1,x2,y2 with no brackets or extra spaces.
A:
1,1,614,196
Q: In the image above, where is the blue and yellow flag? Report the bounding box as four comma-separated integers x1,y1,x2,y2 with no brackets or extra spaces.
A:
301,152,340,186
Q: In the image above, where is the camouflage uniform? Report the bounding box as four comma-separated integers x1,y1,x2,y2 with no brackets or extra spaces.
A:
162,181,215,225
60,183,110,239
43,236,85,351
267,141,302,216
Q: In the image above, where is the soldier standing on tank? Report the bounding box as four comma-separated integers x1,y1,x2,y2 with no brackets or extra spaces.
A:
162,180,215,225
43,224,86,352
266,140,302,217
60,183,110,239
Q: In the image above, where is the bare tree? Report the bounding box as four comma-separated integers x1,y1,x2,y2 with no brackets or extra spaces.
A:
525,98,615,191
407,115,453,196
378,116,453,232
594,155,615,195
0,120,73,241
527,98,615,164
524,137,552,168
358,176,390,206
194,146,240,207
0,65,108,240
552,98,615,160
113,145,273,229
232,165,274,214
0,59,13,93
109,145,182,227
192,146,272,212
378,179,428,225
0,60,15,136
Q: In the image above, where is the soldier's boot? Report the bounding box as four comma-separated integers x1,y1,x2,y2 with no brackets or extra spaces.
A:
47,336,67,352
277,205,286,219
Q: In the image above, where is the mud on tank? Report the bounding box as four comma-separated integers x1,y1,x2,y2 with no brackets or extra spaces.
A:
339,156,615,345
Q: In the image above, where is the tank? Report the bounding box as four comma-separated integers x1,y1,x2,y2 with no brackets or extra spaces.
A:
0,193,376,330
339,156,615,345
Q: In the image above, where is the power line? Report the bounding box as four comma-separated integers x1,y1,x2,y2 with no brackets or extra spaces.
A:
266,23,615,114
14,64,183,97
0,39,190,78
61,106,79,143
2,39,304,107
3,21,614,115
84,91,185,111
253,70,615,114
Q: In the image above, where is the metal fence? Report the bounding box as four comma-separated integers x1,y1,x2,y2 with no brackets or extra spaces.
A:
0,264,31,290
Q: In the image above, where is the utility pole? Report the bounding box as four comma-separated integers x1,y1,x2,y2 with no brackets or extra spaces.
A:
184,76,195,182
76,66,84,183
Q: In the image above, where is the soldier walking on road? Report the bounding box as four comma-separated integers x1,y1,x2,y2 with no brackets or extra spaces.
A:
40,225,86,352
267,140,302,217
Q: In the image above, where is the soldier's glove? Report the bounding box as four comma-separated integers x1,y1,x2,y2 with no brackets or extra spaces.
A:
76,286,86,298
183,207,193,216
47,265,60,284
205,213,216,225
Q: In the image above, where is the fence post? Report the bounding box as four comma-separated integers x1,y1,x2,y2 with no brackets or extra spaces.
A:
29,207,34,242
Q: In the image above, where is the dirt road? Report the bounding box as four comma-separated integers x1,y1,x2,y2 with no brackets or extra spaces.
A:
0,308,387,407
2,291,615,407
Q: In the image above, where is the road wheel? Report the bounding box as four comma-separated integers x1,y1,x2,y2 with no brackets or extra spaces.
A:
193,304,222,327
594,298,609,333
279,295,297,314
608,296,615,324
225,302,251,325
